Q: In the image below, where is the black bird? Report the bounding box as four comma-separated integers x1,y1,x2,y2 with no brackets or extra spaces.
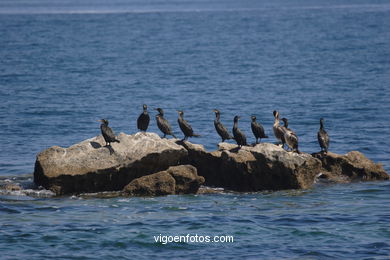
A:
98,119,120,146
155,108,176,138
177,110,200,141
251,115,268,144
317,118,330,154
137,104,150,132
280,118,300,153
281,118,290,130
213,109,233,142
280,117,290,150
273,111,285,147
232,116,247,147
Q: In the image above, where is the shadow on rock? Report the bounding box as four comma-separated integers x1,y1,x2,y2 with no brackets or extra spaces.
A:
90,142,102,149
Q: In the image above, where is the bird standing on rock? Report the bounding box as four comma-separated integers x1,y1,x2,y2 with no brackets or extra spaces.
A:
137,104,150,132
98,119,120,146
251,115,268,144
213,109,233,142
317,118,329,154
155,108,176,138
273,110,285,147
232,116,247,147
280,117,300,153
177,110,200,141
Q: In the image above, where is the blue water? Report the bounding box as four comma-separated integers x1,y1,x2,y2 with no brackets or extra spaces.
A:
1,0,390,258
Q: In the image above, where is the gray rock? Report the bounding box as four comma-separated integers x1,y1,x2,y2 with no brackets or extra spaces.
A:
123,165,204,196
34,132,187,195
33,132,389,196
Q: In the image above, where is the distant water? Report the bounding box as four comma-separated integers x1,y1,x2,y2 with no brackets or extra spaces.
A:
1,0,389,258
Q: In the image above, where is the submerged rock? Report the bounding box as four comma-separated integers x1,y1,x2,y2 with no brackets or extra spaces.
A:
34,132,186,195
1,183,22,191
123,165,204,196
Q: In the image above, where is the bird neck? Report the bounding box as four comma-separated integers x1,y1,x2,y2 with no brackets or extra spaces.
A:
215,114,220,121
320,121,324,130
274,117,279,126
233,121,238,129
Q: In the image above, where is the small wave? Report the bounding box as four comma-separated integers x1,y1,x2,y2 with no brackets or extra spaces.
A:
0,188,55,198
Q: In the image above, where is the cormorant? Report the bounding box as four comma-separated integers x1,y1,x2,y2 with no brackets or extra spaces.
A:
155,108,176,138
177,110,200,141
232,116,247,147
213,109,233,142
280,118,300,153
273,111,285,147
281,118,290,130
317,118,329,154
98,119,120,146
137,104,150,132
251,115,268,144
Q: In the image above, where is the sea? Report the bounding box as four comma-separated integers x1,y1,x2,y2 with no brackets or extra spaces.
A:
0,0,389,259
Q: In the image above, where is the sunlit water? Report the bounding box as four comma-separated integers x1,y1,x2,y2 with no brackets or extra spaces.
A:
1,0,389,258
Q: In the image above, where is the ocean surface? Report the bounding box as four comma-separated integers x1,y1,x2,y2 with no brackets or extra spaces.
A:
1,0,390,259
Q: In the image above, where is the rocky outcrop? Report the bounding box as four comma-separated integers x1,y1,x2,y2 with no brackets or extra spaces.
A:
33,132,389,196
34,132,187,195
180,141,324,191
312,151,389,182
123,165,204,196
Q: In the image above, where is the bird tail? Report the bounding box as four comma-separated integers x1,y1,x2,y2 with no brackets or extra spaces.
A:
192,134,201,137
171,133,177,139
264,135,269,138
114,139,120,143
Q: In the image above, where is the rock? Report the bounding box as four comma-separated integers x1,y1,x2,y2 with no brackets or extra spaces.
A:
197,186,225,194
123,165,204,196
181,141,323,191
123,171,176,196
1,183,22,191
34,132,389,196
312,151,389,182
166,165,205,194
34,132,187,195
